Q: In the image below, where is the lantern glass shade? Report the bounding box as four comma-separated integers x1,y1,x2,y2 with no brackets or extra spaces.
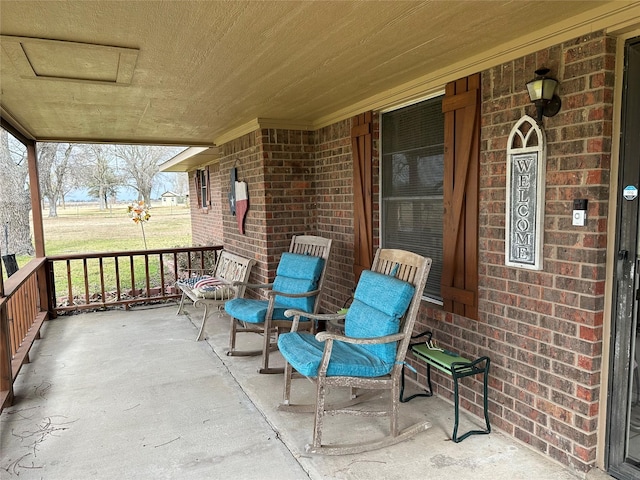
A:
526,68,561,122
526,77,557,102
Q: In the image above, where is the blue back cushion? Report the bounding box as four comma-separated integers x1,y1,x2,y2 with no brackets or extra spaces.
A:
344,270,415,364
272,252,325,312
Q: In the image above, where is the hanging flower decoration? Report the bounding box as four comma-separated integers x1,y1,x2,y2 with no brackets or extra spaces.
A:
126,201,151,249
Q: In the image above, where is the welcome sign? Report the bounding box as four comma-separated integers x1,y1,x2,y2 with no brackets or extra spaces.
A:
505,116,546,270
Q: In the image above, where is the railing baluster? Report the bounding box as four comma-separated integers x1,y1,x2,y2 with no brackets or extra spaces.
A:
144,254,150,298
99,258,106,308
159,253,165,295
19,283,27,344
173,253,179,285
130,256,136,298
115,256,121,302
83,258,89,305
66,259,73,306
7,301,17,356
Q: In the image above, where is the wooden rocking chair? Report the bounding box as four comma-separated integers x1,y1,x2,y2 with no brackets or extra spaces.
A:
277,248,432,454
224,235,332,374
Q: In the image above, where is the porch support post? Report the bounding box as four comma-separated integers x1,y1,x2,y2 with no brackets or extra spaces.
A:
25,141,52,316
26,141,45,257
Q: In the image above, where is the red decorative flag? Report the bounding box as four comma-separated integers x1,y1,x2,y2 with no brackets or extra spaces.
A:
235,181,249,234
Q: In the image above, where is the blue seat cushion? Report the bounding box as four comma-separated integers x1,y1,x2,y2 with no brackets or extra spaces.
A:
272,253,325,312
344,270,415,364
224,298,294,324
278,332,395,377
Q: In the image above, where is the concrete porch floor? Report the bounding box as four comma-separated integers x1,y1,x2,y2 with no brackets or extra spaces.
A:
0,303,614,480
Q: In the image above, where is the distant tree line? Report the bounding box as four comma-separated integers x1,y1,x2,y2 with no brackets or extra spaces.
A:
0,128,187,256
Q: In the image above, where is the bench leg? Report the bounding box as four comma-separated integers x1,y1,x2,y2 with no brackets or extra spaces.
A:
451,361,491,443
195,303,210,341
176,291,187,315
399,365,433,403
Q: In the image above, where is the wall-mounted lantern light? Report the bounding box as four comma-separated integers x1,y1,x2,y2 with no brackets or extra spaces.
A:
526,67,561,123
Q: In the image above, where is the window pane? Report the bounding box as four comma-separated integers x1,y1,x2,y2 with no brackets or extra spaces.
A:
199,170,207,208
381,96,444,300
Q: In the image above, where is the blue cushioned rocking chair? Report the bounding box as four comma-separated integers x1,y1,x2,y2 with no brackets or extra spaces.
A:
277,248,432,455
224,235,332,374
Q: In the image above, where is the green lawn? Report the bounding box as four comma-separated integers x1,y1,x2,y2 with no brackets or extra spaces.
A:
3,202,194,296
42,202,192,254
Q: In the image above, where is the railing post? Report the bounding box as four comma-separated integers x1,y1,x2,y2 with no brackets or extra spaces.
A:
37,260,52,322
46,259,57,319
0,297,14,410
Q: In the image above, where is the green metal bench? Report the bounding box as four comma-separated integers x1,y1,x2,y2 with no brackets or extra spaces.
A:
400,331,491,443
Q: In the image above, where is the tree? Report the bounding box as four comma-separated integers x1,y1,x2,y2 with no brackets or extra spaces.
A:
0,129,34,256
115,145,183,204
37,142,75,217
170,172,189,197
77,144,122,210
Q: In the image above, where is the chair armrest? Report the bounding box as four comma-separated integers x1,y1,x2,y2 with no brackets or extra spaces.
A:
284,309,346,322
316,331,405,345
232,281,273,289
266,288,320,299
283,309,346,332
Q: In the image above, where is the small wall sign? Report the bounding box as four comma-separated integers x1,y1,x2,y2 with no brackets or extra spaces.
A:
623,185,638,201
505,116,546,270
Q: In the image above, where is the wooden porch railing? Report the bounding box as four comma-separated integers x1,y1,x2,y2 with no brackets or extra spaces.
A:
1,257,49,410
0,245,222,412
47,246,222,314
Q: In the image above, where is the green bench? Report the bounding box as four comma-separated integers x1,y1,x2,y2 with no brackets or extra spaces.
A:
400,331,491,443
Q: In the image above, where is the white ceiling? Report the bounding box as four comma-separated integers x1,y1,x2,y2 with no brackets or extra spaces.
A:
0,1,637,151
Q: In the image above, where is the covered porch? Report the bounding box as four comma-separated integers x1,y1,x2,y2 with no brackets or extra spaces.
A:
0,304,607,480
3,2,640,477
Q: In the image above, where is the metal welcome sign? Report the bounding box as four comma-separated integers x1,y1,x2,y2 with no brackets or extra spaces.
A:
505,115,546,270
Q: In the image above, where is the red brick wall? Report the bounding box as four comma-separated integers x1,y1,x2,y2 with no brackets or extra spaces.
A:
410,31,614,473
314,120,354,311
213,129,319,288
259,128,317,254
219,131,267,283
189,163,223,246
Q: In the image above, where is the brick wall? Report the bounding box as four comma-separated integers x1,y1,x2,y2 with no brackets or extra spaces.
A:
189,163,223,246
211,129,321,288
314,120,356,311
410,31,615,473
219,132,266,283
258,128,317,254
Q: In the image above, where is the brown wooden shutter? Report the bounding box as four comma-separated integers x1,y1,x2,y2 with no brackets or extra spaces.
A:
352,111,374,281
441,74,480,320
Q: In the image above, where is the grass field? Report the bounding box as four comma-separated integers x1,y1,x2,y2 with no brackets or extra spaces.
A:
3,203,194,295
41,202,192,255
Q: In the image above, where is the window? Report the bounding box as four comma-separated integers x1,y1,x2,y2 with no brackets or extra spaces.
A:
381,96,445,301
381,74,480,319
196,168,209,210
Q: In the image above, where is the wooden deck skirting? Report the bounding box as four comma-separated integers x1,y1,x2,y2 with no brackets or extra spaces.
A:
1,245,223,412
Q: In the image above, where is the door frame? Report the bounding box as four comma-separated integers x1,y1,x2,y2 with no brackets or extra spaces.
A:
603,33,640,479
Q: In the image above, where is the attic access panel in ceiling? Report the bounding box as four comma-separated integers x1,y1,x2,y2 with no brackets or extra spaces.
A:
1,35,138,85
